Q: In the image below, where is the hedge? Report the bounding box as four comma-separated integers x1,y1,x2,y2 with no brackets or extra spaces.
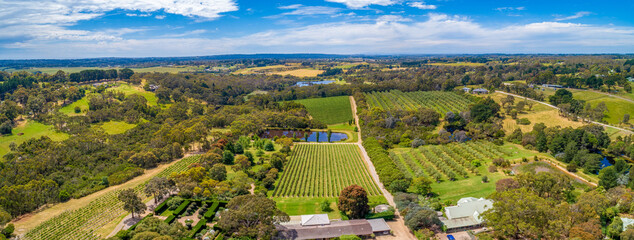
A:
189,219,207,238
154,200,168,215
165,215,176,224
204,201,220,220
129,214,153,230
214,233,224,240
173,200,191,216
363,138,405,187
366,210,395,220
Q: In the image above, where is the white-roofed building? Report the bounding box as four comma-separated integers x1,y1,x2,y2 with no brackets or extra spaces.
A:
300,214,330,226
441,197,493,232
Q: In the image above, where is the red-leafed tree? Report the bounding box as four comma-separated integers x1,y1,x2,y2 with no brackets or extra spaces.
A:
338,185,369,219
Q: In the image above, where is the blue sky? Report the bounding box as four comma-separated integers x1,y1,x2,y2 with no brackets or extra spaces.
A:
1,0,633,59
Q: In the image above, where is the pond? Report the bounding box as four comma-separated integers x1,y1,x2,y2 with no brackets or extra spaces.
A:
295,80,335,87
261,130,348,142
600,156,613,170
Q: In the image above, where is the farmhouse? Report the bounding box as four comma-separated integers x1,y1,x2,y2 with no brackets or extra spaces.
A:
542,84,564,89
472,88,489,94
441,197,493,233
462,87,471,93
277,215,391,240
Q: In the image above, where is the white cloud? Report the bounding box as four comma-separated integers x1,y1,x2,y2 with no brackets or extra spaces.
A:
408,2,437,10
495,7,525,11
555,11,592,21
0,0,237,45
325,0,398,8
3,13,634,58
278,5,342,16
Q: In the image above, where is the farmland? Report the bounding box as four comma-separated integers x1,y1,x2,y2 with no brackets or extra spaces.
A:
364,90,472,114
273,144,380,197
21,155,201,240
389,141,509,182
294,96,353,125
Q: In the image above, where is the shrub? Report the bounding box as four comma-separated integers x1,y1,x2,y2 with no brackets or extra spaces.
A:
74,106,81,113
165,215,176,224
492,158,510,168
154,200,168,214
516,118,531,125
167,197,184,210
204,202,220,220
567,163,578,172
488,165,497,173
321,200,333,212
366,210,395,220
482,176,489,183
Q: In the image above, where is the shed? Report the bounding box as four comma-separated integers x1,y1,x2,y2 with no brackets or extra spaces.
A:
441,197,493,232
472,88,489,94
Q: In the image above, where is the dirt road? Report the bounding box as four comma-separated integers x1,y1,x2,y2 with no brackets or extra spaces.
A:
349,96,416,240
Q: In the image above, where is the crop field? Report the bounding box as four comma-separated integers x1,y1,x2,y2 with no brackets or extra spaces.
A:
294,96,353,125
389,141,509,181
272,144,380,197
22,156,201,240
364,90,472,114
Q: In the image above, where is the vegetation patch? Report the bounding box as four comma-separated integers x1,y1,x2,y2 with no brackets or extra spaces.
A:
364,90,472,115
93,121,137,135
0,121,68,156
294,96,353,125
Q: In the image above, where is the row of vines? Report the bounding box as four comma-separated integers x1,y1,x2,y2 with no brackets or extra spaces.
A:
390,142,509,181
272,144,381,197
364,90,472,114
23,156,202,240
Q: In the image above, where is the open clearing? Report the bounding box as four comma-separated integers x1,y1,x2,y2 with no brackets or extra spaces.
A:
274,68,323,77
540,87,634,125
0,120,68,156
273,144,381,197
294,96,353,125
92,121,137,135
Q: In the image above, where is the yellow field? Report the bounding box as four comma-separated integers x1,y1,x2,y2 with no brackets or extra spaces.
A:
274,69,323,77
502,109,585,134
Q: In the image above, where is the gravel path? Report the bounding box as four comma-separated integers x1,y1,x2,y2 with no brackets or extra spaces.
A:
349,96,416,240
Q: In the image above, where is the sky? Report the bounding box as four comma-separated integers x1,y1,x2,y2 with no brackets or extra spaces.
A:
1,0,634,59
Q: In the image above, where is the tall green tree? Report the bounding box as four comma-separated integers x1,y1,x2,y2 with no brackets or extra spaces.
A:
118,189,146,218
217,195,289,239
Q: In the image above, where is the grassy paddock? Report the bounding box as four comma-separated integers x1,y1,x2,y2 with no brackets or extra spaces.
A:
294,96,353,125
0,121,68,156
93,121,137,135
273,195,387,219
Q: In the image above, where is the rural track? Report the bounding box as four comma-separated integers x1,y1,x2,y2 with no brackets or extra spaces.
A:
349,96,416,240
496,90,634,135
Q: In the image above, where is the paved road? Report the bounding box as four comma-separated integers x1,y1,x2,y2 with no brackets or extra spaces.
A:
496,90,634,134
349,96,416,240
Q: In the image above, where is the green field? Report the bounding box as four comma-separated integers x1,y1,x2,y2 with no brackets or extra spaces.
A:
273,144,380,197
541,87,634,125
92,121,137,135
108,83,160,106
294,96,353,125
364,90,472,115
0,121,68,156
273,195,387,219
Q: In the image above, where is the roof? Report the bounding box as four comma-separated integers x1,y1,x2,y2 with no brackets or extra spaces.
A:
278,220,373,240
367,218,391,232
374,204,390,213
300,214,330,226
622,217,634,230
472,88,488,92
442,197,493,229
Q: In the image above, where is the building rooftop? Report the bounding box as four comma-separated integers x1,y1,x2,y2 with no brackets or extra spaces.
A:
278,220,374,240
301,214,330,226
367,218,391,232
442,197,493,230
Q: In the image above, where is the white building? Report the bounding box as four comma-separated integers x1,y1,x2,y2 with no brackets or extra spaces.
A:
441,197,493,232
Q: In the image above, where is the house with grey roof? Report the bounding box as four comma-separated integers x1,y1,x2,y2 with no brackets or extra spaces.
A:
472,88,489,94
441,197,493,232
277,215,391,239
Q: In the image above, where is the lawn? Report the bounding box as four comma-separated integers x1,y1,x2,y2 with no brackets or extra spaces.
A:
0,120,68,156
92,121,137,135
540,87,634,125
59,97,90,116
272,195,387,219
431,167,506,204
294,96,353,125
108,83,159,106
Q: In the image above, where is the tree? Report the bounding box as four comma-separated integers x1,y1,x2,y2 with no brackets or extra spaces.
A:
144,177,174,204
118,189,146,218
118,68,134,79
217,195,289,239
338,185,370,219
388,179,411,192
327,129,332,142
599,166,619,189
0,209,10,226
222,150,234,164
470,97,500,123
209,164,227,181
624,114,631,124
404,209,441,231
608,217,624,239
411,177,432,196
622,228,634,240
